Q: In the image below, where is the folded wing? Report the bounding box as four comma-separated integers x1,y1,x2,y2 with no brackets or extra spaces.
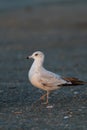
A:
39,71,71,90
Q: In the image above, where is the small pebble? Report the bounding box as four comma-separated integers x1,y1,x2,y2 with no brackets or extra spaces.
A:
74,91,79,95
64,116,69,119
13,111,22,114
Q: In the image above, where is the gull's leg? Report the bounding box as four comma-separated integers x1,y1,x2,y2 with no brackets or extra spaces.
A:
40,93,47,101
41,91,50,104
46,91,50,104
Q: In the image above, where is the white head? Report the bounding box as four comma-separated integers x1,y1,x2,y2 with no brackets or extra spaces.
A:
27,51,45,63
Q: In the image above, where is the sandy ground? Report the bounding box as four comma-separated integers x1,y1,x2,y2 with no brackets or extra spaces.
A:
0,5,87,130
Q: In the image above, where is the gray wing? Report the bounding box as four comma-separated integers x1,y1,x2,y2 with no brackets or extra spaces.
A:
39,70,68,90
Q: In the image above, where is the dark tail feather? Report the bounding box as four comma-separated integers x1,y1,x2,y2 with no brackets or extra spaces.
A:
63,77,87,86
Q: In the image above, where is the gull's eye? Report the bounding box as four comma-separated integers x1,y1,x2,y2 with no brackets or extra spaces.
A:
35,53,38,56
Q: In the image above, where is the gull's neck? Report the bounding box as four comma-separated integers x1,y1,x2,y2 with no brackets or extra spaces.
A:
31,58,44,71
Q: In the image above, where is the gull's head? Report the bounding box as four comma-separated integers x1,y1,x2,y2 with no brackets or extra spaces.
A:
27,51,45,61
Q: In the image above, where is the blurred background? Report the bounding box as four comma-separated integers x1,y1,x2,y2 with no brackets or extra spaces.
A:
0,0,87,130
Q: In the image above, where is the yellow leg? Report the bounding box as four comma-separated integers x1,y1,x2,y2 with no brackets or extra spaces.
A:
40,93,47,101
41,91,50,104
46,91,50,104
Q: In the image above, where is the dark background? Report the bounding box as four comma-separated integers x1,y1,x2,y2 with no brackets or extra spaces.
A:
0,0,87,129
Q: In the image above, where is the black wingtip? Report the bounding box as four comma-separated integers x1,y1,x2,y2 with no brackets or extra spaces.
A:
63,77,87,86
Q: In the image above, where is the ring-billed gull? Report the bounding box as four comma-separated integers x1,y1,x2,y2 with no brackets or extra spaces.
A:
27,51,87,104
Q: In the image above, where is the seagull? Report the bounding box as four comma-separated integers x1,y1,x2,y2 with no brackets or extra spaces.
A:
27,51,87,104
